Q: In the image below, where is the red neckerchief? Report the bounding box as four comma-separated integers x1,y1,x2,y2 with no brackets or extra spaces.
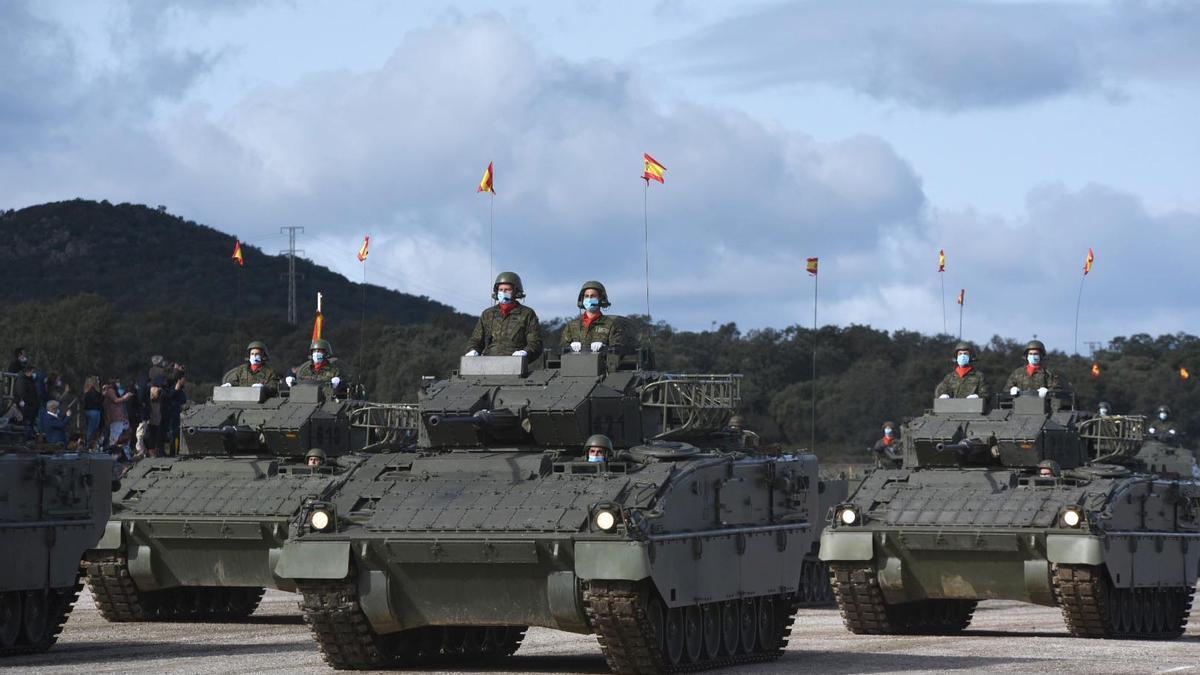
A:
582,311,601,329
313,361,325,372
1026,364,1041,375
498,301,519,317
955,365,973,378
882,436,895,447
250,363,261,373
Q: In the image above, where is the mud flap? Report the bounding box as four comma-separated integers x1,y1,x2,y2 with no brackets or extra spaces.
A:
96,520,123,550
275,541,351,580
574,541,651,580
818,530,873,561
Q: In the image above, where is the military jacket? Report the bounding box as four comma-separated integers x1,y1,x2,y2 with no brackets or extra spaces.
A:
1004,366,1060,392
871,436,902,468
467,303,543,359
296,361,343,387
223,363,280,396
560,313,626,353
1147,419,1178,437
934,368,990,399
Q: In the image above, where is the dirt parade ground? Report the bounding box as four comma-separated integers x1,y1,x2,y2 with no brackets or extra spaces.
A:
3,589,1196,674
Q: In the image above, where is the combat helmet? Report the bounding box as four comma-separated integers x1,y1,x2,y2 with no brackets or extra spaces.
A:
954,341,975,356
583,434,614,452
728,415,746,431
306,448,327,461
576,280,611,309
1157,405,1171,417
492,271,526,299
310,339,333,356
1024,339,1046,355
1098,401,1111,415
882,421,896,431
247,341,269,358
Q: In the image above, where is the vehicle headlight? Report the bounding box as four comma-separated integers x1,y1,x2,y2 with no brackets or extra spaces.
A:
594,509,618,531
838,506,859,526
1060,507,1083,528
309,509,333,531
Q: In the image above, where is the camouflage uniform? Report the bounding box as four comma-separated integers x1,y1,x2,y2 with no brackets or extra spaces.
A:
467,304,543,359
560,314,626,353
223,364,280,396
295,361,343,389
1004,366,1061,393
934,368,990,399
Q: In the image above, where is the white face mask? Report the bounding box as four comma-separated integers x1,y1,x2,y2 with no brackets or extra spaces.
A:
1159,412,1168,420
884,427,894,437
1027,353,1041,366
496,291,513,304
1098,408,1108,416
249,354,263,366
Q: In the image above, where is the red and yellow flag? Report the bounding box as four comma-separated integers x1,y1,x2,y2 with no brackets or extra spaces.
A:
231,240,244,267
938,249,946,273
806,257,819,276
477,162,495,194
357,236,370,262
312,293,324,341
1083,248,1095,275
642,153,666,184
1091,362,1101,378
957,288,965,305
1182,366,1191,381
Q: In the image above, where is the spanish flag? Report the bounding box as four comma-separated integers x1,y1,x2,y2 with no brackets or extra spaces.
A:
477,162,495,194
1182,366,1191,381
806,257,819,276
957,289,965,305
231,240,244,267
357,236,370,262
938,249,946,273
643,153,666,184
1091,362,1101,378
1083,248,1095,275
312,293,324,341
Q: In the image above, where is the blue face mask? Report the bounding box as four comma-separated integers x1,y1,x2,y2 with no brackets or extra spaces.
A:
312,352,325,364
587,454,605,463
496,291,513,304
249,354,263,366
884,427,894,437
956,354,970,367
1027,353,1041,366
582,297,601,311
1160,412,1168,421
1098,408,1109,417
116,387,125,396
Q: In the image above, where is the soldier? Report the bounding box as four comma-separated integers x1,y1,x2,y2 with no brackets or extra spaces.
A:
728,414,760,449
291,339,346,395
1147,405,1179,439
584,434,613,463
306,447,327,467
935,342,989,400
1037,459,1061,477
1097,401,1111,417
465,272,543,360
1004,339,1061,397
222,341,280,396
561,280,627,354
871,421,902,469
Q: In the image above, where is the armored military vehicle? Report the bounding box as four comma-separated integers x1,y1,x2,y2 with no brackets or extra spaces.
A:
277,352,829,673
85,384,416,621
1,444,112,655
821,395,1199,638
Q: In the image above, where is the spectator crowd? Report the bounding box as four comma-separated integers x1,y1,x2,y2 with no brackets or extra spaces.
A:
3,347,188,470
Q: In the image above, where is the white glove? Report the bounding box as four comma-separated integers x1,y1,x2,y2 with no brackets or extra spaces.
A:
938,394,950,399
1169,429,1176,435
570,341,582,353
464,350,479,357
966,394,980,399
331,376,342,388
590,341,604,352
285,376,295,386
1009,386,1020,396
251,383,263,388
1037,387,1049,398
512,350,528,357
221,383,232,387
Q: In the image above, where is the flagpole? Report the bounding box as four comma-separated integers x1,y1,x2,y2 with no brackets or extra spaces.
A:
644,179,651,322
811,270,818,455
958,294,964,340
940,272,947,335
1073,275,1086,356
360,258,367,361
489,193,495,283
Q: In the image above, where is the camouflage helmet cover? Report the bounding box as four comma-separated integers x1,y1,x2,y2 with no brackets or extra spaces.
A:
1025,339,1046,355
1157,404,1171,415
883,421,896,430
576,280,611,309
310,338,333,356
583,433,614,452
306,447,327,460
953,341,975,355
728,414,746,430
492,271,526,299
247,340,269,358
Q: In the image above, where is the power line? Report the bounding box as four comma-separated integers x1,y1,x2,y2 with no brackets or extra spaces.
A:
279,226,305,325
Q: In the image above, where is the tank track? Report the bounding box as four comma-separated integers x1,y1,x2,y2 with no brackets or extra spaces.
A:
795,558,835,606
85,555,263,622
583,580,797,674
0,577,81,656
297,580,526,670
828,563,975,635
1052,564,1194,639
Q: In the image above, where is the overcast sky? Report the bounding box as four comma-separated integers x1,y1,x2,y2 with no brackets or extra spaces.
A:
3,0,1197,351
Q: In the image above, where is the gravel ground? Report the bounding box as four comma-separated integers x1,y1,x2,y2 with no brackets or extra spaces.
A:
4,589,1198,674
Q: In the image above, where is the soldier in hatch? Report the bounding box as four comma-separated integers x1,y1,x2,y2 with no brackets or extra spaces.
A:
1147,405,1180,440
871,421,902,469
465,272,543,360
584,434,613,463
1097,401,1112,417
935,341,989,400
1004,339,1062,398
222,341,280,396
290,339,347,395
728,415,761,450
306,447,327,467
561,280,627,354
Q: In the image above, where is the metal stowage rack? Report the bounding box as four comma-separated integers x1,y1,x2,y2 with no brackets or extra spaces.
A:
1078,415,1146,464
641,374,742,439
350,403,420,452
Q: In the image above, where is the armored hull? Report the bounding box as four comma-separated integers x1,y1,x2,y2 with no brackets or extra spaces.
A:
85,384,415,622
0,446,112,654
821,396,1199,638
278,353,827,673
